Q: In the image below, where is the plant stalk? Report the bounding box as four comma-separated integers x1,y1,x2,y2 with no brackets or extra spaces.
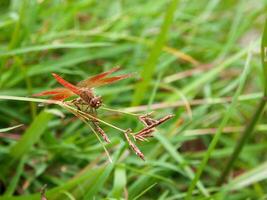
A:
217,97,266,185
217,18,267,185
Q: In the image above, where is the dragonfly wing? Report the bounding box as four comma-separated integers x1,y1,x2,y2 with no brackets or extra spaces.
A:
51,93,73,101
52,73,81,95
77,68,131,88
33,88,75,101
86,74,132,88
77,67,120,88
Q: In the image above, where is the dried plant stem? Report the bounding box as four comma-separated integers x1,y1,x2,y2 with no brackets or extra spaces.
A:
135,114,174,141
63,105,112,163
136,115,174,135
124,129,145,160
122,93,262,113
92,121,110,143
134,129,154,142
63,102,126,133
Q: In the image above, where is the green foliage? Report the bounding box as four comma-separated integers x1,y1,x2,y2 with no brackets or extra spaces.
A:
131,0,179,106
0,0,267,199
9,111,52,160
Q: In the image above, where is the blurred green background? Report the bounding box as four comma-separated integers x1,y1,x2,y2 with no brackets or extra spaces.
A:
1,0,267,199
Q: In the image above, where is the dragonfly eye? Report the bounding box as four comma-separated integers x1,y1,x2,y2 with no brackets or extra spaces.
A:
90,96,102,108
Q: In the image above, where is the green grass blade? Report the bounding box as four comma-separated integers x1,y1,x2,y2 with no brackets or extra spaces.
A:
226,161,267,191
217,18,267,185
0,149,122,200
186,43,253,199
181,45,250,95
262,18,267,95
147,70,164,112
155,131,209,197
110,164,127,199
9,111,52,160
0,165,104,200
133,182,157,200
217,98,266,185
0,42,111,57
131,0,179,106
81,146,123,199
3,156,26,196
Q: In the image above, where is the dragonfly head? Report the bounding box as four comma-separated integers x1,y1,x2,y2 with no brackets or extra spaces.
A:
90,96,102,109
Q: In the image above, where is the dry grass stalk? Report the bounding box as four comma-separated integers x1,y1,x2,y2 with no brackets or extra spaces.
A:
62,101,174,160
71,104,174,160
134,114,174,142
124,129,145,160
92,121,110,143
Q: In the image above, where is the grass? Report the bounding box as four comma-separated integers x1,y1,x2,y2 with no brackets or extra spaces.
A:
0,0,267,199
186,42,253,199
131,0,179,106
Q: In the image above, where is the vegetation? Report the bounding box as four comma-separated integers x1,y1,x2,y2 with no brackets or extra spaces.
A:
0,0,267,199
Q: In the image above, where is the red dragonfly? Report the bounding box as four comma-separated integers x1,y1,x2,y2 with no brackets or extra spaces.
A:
34,67,131,143
34,67,131,108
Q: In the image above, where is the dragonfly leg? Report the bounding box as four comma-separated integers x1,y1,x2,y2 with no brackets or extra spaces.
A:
84,105,91,113
71,99,82,110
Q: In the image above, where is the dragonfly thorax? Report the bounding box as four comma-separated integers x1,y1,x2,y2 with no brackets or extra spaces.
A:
79,89,102,109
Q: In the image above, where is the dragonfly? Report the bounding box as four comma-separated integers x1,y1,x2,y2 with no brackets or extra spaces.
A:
33,67,131,143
